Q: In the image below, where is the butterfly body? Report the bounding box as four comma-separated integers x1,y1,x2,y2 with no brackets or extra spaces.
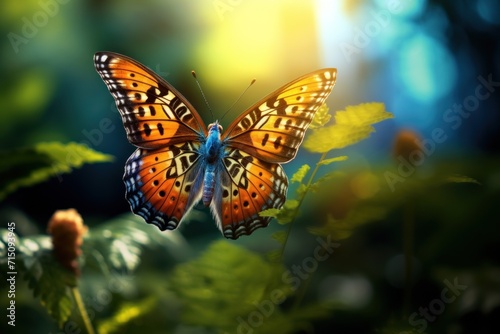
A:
202,121,223,206
94,52,336,239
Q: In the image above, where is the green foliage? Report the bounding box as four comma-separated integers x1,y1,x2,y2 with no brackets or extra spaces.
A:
0,69,55,135
81,214,188,278
308,163,483,241
309,209,388,240
271,230,288,245
2,228,72,327
0,142,113,201
309,104,332,129
268,102,392,229
260,199,299,225
168,240,294,332
304,102,393,153
166,240,338,333
24,252,77,328
317,155,348,166
0,214,177,329
290,164,310,184
97,297,157,334
445,174,480,185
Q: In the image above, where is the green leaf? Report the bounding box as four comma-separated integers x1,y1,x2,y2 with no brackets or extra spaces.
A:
266,249,282,262
274,199,300,225
291,164,311,184
317,156,348,166
24,252,77,328
309,104,331,129
445,174,481,185
304,103,393,153
335,102,393,127
296,183,309,197
0,142,113,200
260,200,301,224
309,207,387,240
83,214,185,274
4,229,77,327
271,230,288,245
309,171,344,193
168,240,293,332
98,297,157,334
259,208,281,218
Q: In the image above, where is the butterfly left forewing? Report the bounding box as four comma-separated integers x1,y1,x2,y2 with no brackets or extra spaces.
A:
209,148,287,239
94,52,207,149
223,69,336,163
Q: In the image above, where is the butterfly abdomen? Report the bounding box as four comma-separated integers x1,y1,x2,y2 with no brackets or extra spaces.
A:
202,165,216,206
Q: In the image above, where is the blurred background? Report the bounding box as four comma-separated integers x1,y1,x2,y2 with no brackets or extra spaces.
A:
1,0,499,333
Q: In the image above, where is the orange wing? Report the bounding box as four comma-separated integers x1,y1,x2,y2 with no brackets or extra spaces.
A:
124,142,205,231
211,148,288,239
94,52,207,149
223,69,337,163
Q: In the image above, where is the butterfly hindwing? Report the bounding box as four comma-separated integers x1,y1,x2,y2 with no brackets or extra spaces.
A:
209,148,288,239
223,69,337,163
94,52,207,149
124,142,205,231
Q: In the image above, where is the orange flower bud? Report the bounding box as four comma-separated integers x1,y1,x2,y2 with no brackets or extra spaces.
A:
47,209,87,276
393,129,422,161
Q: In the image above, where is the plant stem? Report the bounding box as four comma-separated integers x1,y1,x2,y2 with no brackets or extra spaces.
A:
71,287,95,334
279,152,328,262
277,152,329,311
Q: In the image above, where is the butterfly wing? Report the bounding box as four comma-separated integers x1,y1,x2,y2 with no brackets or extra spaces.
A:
223,69,337,163
95,52,336,239
94,51,208,231
124,142,205,231
215,69,336,238
94,52,207,148
210,148,288,239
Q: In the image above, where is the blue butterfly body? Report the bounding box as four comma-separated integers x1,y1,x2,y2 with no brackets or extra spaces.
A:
201,121,224,206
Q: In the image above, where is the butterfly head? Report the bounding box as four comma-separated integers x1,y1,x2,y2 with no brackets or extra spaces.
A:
207,121,223,136
205,120,224,161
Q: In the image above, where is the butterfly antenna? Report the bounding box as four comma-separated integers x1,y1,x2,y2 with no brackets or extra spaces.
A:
219,78,256,122
191,71,215,120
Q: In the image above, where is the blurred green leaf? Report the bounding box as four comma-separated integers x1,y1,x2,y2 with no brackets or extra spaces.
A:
295,183,308,197
260,199,300,225
445,174,481,185
98,297,157,334
0,142,113,201
309,104,331,129
317,155,348,166
266,248,282,262
24,252,77,328
271,230,288,245
1,228,75,327
83,214,186,274
309,208,387,240
168,240,293,332
290,164,310,184
304,103,393,153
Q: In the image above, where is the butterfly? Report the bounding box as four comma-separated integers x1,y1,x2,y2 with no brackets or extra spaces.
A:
94,52,336,239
